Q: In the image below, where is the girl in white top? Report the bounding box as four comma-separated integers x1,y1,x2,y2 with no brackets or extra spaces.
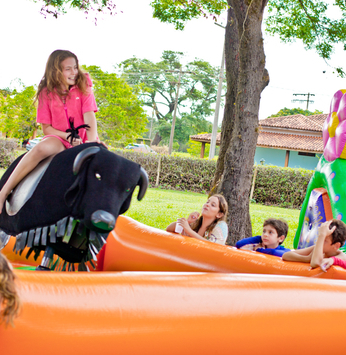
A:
166,194,229,245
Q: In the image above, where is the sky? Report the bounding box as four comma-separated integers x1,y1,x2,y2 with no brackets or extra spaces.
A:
1,0,346,123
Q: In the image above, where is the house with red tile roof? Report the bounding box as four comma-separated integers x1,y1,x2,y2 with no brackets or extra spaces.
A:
190,113,327,170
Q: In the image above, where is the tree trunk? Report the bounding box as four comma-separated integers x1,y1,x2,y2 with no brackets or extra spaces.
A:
217,0,269,245
152,132,162,146
211,4,240,191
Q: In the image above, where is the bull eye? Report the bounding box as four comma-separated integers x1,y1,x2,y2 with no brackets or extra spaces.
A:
95,173,101,180
126,188,130,192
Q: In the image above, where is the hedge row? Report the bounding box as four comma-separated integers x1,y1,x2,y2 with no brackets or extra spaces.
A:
114,149,314,209
114,150,216,193
0,142,314,208
251,165,314,208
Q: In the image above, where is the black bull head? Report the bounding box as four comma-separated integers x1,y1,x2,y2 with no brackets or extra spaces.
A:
0,143,148,270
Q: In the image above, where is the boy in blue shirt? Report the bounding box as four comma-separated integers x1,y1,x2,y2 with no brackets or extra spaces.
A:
236,218,290,257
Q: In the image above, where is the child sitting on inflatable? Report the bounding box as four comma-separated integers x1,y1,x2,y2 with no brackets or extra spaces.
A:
166,194,228,245
282,220,346,271
235,218,290,257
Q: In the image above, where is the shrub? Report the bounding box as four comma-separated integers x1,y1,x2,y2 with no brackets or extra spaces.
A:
114,149,215,193
158,155,215,193
0,138,18,168
252,165,313,208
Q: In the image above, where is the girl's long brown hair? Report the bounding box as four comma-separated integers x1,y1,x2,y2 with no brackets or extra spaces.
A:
0,253,20,327
190,194,228,235
34,49,89,103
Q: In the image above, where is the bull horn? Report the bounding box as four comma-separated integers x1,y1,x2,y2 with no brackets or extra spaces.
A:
137,167,148,201
73,146,100,175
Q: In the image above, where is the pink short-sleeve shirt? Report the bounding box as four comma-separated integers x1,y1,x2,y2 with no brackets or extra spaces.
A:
36,73,98,145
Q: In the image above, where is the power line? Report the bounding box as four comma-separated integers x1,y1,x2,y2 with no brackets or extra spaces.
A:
292,93,315,110
86,69,222,80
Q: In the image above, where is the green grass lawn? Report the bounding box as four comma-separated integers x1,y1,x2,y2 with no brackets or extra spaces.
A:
125,188,300,249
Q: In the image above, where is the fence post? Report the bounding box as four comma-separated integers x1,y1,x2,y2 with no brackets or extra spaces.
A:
156,155,162,186
249,165,258,201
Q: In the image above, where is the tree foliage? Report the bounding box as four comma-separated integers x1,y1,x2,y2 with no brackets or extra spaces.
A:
0,85,38,139
268,107,323,118
37,0,226,27
150,0,227,30
119,50,218,147
150,0,346,76
265,1,346,75
34,0,117,21
33,0,346,243
83,65,148,144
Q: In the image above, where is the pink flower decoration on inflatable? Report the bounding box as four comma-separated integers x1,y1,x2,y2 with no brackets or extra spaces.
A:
323,89,346,161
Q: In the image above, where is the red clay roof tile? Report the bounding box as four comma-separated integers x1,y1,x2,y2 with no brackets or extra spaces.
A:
190,114,327,152
257,132,323,153
190,132,323,153
258,114,327,131
190,132,218,143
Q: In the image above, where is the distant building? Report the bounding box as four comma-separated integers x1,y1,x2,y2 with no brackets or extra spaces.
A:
190,114,327,170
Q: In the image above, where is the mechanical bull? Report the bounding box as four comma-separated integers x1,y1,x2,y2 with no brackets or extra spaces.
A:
0,143,148,271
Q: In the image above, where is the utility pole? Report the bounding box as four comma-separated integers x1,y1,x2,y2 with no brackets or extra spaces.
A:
292,93,315,110
149,109,154,141
209,42,225,160
167,67,196,155
209,22,226,160
168,67,182,155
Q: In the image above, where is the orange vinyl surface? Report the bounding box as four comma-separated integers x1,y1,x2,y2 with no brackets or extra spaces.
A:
2,271,346,354
2,216,346,353
3,215,346,278
103,216,346,279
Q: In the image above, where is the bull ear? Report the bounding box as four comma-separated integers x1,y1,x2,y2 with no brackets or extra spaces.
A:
137,167,148,201
73,146,100,175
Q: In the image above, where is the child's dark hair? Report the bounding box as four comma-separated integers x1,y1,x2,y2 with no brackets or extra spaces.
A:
329,219,346,246
263,218,288,245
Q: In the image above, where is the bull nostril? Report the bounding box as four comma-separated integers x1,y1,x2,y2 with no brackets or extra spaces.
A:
91,210,116,231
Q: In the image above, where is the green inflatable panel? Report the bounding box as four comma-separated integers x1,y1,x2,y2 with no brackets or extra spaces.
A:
294,156,346,252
